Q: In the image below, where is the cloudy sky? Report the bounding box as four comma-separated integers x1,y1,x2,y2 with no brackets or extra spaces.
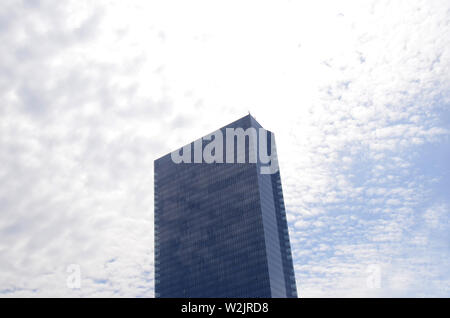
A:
1,0,449,297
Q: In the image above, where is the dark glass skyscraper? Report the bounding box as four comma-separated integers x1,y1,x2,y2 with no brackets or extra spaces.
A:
154,114,297,298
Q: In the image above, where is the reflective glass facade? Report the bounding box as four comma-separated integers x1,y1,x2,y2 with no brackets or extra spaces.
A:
154,115,297,298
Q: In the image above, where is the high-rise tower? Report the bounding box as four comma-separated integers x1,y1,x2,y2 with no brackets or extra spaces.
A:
154,114,297,297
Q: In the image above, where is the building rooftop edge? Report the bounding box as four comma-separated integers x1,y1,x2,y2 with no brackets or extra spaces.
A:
154,113,267,162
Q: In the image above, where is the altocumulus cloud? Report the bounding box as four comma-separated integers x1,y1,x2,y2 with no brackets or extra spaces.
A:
0,0,449,297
